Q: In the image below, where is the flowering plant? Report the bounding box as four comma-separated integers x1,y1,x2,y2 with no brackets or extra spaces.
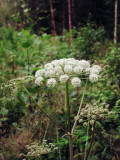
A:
34,58,102,160
20,140,58,159
2,58,115,160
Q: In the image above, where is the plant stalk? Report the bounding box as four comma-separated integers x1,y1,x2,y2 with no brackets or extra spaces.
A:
27,48,30,73
84,121,96,160
71,80,88,134
65,82,73,160
84,121,90,160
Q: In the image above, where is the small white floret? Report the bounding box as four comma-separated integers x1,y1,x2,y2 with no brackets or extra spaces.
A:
92,65,101,72
54,66,62,72
45,70,55,77
73,66,83,74
79,60,90,68
85,67,91,74
71,77,81,87
44,63,53,69
47,78,56,87
64,65,73,74
59,75,69,83
35,77,44,86
90,68,99,75
46,66,54,71
35,69,45,77
89,74,99,82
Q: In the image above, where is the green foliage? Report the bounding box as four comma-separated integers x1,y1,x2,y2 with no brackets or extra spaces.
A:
0,25,120,160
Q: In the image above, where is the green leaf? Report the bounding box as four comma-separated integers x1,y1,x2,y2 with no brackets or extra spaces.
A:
21,29,27,35
21,4,26,8
34,39,41,45
0,108,8,116
24,9,29,13
22,42,31,48
14,17,21,22
4,49,14,55
17,32,24,37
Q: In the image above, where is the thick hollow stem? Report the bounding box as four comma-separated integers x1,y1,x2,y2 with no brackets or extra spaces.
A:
65,82,73,160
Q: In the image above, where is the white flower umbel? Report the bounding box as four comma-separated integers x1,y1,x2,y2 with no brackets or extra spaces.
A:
89,74,98,83
73,66,83,74
79,60,90,68
45,70,55,78
35,69,45,77
71,77,81,87
92,65,101,72
34,58,102,87
46,66,54,71
47,78,56,87
35,77,44,86
59,75,69,83
44,63,53,69
54,66,62,72
54,66,63,76
64,65,73,74
90,68,99,75
85,67,91,74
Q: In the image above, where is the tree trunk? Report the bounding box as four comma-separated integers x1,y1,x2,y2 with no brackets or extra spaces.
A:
26,0,29,24
15,0,18,30
63,0,65,33
72,0,74,13
68,0,72,38
50,0,57,36
114,0,118,43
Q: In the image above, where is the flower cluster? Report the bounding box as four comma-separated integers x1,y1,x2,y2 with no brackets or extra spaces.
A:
20,140,58,159
1,76,35,90
35,58,102,87
74,102,115,127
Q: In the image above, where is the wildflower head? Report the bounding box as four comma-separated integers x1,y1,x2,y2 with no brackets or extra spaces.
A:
77,102,115,127
34,58,102,87
22,140,58,158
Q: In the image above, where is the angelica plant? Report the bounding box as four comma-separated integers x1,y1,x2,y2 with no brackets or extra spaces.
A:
2,58,102,160
74,102,116,160
34,58,102,160
20,140,58,159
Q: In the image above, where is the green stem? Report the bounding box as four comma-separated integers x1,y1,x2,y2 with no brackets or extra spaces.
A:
85,121,96,160
71,80,88,134
27,48,30,73
56,122,61,160
12,55,15,75
43,120,49,143
65,82,73,160
84,121,90,160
